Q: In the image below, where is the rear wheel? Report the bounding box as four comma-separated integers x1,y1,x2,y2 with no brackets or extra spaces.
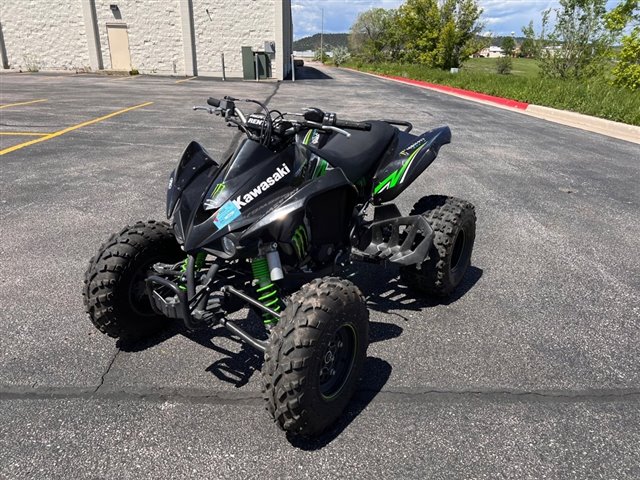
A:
262,277,369,437
400,195,476,297
83,220,184,341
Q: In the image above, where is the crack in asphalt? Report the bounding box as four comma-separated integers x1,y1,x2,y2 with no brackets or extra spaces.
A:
94,348,120,394
1,386,638,405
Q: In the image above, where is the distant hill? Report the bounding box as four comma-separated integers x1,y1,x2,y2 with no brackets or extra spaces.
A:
293,33,349,51
293,33,527,52
488,36,527,47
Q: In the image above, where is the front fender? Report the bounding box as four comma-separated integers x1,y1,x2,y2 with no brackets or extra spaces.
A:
167,141,219,218
240,168,357,245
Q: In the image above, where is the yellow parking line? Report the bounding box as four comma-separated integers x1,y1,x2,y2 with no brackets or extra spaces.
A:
0,101,154,156
175,76,197,84
0,99,48,109
0,132,53,136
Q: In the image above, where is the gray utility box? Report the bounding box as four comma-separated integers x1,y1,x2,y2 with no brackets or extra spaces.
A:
242,46,271,80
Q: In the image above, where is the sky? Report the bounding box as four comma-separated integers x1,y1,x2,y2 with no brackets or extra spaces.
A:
292,0,621,39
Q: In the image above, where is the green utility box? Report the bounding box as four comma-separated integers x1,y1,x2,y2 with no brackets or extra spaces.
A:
241,47,272,80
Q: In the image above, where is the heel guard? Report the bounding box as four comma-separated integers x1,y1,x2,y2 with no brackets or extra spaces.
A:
355,214,433,266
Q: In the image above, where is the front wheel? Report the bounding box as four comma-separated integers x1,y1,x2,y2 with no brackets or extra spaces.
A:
261,277,369,437
400,195,476,297
82,220,184,341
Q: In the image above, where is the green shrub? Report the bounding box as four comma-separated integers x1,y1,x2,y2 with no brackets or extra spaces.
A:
496,57,513,75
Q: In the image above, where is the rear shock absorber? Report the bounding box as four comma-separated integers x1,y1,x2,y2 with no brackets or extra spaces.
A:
251,256,281,326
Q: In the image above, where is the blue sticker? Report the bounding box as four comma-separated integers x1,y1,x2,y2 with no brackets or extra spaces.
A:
213,201,241,229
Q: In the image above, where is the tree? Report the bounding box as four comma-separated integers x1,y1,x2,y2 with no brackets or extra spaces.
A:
501,36,516,57
538,0,612,79
605,0,640,89
332,46,351,67
397,0,484,69
520,21,538,58
313,44,330,63
349,8,399,62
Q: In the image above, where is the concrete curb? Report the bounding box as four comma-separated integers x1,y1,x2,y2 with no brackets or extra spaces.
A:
344,68,640,145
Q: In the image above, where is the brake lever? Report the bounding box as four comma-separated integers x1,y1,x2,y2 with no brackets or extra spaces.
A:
302,120,351,138
324,126,351,138
193,106,218,114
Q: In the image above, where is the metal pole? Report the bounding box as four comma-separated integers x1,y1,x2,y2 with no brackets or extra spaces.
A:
291,53,295,82
255,52,259,81
221,52,226,81
320,8,324,64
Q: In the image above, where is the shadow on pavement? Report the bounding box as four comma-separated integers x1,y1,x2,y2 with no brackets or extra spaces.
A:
352,263,484,316
116,324,181,352
290,65,333,80
286,356,392,451
115,262,480,448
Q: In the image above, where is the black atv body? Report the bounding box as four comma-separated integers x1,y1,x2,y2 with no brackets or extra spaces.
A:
83,96,475,438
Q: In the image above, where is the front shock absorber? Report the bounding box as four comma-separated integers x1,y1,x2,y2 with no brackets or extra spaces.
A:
251,256,282,326
178,252,207,292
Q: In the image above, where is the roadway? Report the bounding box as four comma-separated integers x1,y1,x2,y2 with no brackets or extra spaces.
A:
0,65,638,479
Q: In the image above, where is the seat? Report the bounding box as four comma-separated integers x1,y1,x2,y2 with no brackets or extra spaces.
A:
310,121,397,182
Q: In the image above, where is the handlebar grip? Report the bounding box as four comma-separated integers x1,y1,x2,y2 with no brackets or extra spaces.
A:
335,119,371,131
207,97,221,108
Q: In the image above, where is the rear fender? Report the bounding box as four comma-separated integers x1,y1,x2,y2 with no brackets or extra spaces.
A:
372,126,451,205
167,141,220,218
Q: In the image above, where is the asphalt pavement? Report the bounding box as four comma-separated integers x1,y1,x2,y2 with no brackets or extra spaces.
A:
0,65,638,479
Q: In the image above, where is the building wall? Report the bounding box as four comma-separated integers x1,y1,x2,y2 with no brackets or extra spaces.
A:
0,0,90,71
276,0,292,80
192,0,276,78
0,0,292,79
93,0,185,75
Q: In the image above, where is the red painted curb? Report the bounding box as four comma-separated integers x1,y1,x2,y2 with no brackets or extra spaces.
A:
384,74,530,110
346,68,529,111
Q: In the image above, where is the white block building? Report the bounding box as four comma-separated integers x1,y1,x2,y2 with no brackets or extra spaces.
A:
0,0,293,80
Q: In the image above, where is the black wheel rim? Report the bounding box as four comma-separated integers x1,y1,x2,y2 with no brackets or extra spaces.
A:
127,263,157,317
451,230,466,271
319,324,357,400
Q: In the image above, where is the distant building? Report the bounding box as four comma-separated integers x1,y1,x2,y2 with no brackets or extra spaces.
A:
477,46,505,58
0,0,293,80
293,50,315,59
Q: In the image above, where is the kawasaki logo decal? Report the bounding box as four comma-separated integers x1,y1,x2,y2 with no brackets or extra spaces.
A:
373,143,428,195
232,163,290,210
399,138,426,157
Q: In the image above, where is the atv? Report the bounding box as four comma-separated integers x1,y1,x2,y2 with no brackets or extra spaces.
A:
83,95,476,437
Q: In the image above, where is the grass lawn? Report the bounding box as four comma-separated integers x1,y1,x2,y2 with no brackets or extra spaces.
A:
345,60,640,126
463,57,540,77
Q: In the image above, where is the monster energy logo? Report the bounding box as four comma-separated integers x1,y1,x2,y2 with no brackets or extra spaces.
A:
291,225,309,259
373,143,428,195
203,183,226,210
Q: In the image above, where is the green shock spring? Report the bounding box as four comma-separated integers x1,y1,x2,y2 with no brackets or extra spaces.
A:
251,257,281,326
178,252,207,291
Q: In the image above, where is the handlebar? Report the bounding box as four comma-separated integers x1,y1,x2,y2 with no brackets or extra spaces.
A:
196,97,376,147
335,119,371,131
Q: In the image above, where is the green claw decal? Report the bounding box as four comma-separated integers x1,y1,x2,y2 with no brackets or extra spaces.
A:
373,143,428,195
211,182,225,198
303,129,314,145
291,225,309,259
312,158,328,178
